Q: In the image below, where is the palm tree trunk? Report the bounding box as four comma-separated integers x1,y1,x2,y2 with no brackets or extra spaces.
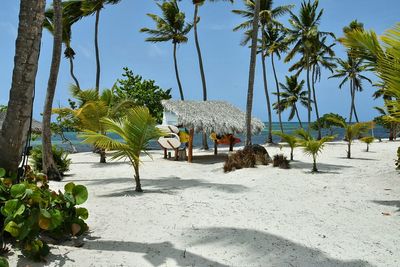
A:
193,5,209,150
312,155,317,172
352,83,359,122
244,0,260,146
347,142,351,159
271,53,284,133
99,148,106,163
42,0,63,181
0,0,45,174
290,147,294,161
68,55,80,89
94,9,101,93
261,29,272,143
349,79,354,123
306,56,312,132
133,161,142,192
311,65,321,139
294,105,303,128
173,42,184,101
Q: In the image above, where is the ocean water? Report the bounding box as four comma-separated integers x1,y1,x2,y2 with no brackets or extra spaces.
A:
31,122,388,153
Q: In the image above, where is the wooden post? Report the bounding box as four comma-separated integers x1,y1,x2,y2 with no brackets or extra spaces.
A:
164,148,167,159
229,135,234,152
188,128,194,163
214,140,218,155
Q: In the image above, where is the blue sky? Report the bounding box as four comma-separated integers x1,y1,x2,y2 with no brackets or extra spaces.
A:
0,0,399,122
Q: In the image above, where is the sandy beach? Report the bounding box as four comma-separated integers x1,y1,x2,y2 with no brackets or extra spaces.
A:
11,140,400,267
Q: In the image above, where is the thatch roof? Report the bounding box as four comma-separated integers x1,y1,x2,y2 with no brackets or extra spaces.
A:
0,112,42,133
162,100,265,134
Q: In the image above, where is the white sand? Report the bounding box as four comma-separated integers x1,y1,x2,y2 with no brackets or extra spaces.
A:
11,140,400,267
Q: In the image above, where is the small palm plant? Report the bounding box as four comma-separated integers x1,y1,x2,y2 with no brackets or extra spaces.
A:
296,128,335,172
327,116,370,158
360,136,374,152
273,131,298,160
81,107,164,192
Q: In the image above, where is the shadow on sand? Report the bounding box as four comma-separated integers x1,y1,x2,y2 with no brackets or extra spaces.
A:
186,227,374,267
372,200,400,212
290,160,352,174
97,176,248,198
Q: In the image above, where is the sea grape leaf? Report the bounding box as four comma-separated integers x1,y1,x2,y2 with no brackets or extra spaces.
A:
0,168,6,178
10,184,26,198
72,185,88,205
4,221,20,237
76,207,89,220
38,215,51,230
64,182,75,193
1,199,19,217
71,223,81,236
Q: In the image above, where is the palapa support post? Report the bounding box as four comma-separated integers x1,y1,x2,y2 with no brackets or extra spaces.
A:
214,140,218,155
229,135,234,152
188,128,194,163
164,148,167,159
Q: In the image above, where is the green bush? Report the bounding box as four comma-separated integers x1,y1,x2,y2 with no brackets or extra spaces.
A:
30,146,71,175
0,167,89,261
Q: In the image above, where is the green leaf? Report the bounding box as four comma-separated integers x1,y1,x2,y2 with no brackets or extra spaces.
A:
76,207,89,220
40,209,51,219
0,168,6,178
49,209,63,229
72,185,88,205
0,256,9,267
1,199,19,217
64,182,75,193
10,183,26,198
14,203,25,217
4,221,20,237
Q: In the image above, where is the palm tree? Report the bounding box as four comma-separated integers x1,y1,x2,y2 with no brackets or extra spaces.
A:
42,0,63,181
296,128,334,172
273,75,309,128
44,0,84,89
327,117,370,159
360,136,374,152
81,107,163,192
329,55,372,123
244,0,261,146
233,0,292,138
81,0,122,93
192,0,233,150
0,0,46,174
289,35,336,139
140,0,192,101
285,0,332,132
273,131,298,160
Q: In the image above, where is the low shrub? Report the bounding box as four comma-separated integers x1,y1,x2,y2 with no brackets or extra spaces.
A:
396,147,400,170
272,154,290,169
30,146,71,176
223,148,256,172
0,166,89,261
359,136,374,152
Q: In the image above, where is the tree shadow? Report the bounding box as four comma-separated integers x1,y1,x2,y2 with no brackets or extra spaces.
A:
16,250,76,267
371,200,400,212
337,157,375,161
98,176,248,198
186,227,374,267
61,239,229,267
290,161,352,173
66,177,133,186
188,154,229,165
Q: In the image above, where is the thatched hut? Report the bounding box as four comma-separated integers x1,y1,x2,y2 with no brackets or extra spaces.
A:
161,100,265,162
0,111,42,133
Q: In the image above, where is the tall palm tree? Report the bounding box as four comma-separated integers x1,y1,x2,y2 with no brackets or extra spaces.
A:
285,0,332,132
244,0,261,146
140,0,192,101
192,0,233,150
81,0,122,93
0,0,46,174
42,0,63,181
273,75,309,128
289,35,336,138
329,55,372,123
81,107,164,192
233,0,292,140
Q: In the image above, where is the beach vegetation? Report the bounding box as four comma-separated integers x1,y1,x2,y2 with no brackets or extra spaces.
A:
273,131,298,160
310,113,346,136
296,128,335,172
30,146,71,176
80,107,164,192
272,154,290,169
360,136,374,152
0,167,88,261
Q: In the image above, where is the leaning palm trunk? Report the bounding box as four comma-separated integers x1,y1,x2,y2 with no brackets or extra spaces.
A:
349,79,354,123
271,53,284,133
294,105,303,128
261,30,273,143
0,0,45,173
244,0,260,146
347,141,351,159
42,0,63,181
68,55,80,89
193,5,209,150
311,66,322,139
173,42,184,100
306,56,312,132
352,80,359,122
94,9,101,93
